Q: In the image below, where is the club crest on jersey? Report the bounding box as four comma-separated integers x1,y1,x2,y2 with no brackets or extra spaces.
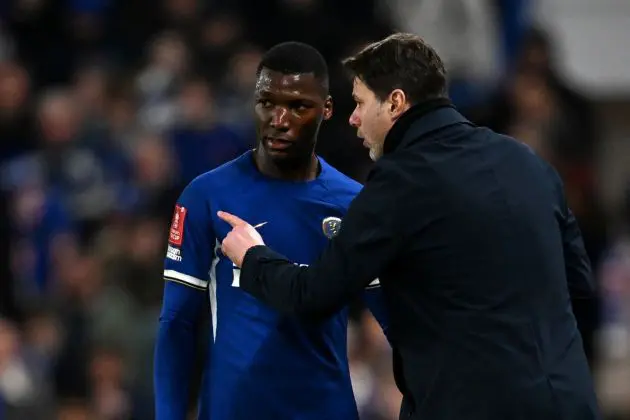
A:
322,216,342,239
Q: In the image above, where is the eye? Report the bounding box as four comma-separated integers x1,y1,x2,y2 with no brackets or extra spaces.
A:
290,101,311,112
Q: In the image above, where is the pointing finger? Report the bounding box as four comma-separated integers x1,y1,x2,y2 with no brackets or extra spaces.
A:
218,211,249,228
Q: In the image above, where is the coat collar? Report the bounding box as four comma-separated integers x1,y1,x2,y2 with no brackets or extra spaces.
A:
383,98,472,155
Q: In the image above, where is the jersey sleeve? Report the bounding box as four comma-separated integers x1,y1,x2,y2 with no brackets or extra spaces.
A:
361,279,389,338
163,180,215,290
155,180,214,419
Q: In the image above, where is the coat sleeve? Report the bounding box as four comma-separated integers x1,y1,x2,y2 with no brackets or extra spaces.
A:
239,161,405,319
560,205,595,299
548,165,595,299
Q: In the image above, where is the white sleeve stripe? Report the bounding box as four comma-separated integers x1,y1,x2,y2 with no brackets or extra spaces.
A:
163,270,208,288
165,277,207,291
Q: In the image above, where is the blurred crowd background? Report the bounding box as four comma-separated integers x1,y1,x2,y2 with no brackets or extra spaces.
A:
1,0,630,419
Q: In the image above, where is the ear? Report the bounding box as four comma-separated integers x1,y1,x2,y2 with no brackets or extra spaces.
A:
323,95,333,120
388,89,409,119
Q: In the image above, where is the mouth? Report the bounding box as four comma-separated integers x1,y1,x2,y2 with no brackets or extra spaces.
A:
264,136,294,151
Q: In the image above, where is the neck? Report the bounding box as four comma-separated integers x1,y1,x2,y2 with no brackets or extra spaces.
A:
253,148,320,182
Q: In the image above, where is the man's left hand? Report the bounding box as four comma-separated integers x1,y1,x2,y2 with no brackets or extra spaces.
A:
218,211,265,267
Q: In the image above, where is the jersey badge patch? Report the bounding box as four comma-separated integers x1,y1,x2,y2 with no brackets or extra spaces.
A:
169,205,187,245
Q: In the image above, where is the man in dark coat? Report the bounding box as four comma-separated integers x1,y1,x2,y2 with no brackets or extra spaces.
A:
219,33,601,420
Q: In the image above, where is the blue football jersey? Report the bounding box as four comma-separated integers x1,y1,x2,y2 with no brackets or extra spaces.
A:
161,151,387,420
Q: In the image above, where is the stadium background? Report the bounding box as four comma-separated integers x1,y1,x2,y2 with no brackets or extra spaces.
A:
1,0,630,418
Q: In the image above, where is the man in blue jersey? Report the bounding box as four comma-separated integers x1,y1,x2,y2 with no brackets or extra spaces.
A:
154,42,387,420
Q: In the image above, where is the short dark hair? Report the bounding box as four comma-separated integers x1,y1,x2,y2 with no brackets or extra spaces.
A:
256,42,329,93
342,33,447,104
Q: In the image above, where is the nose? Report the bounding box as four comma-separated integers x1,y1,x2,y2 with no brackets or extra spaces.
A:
270,107,290,130
348,108,360,128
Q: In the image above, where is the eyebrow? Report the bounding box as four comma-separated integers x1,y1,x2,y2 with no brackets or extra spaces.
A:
256,89,320,102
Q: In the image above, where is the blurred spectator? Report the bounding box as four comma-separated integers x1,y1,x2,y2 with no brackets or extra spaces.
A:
215,44,262,132
168,76,252,185
73,62,111,138
89,346,132,420
9,181,75,298
126,132,178,218
106,88,139,152
136,31,189,132
0,317,51,419
491,28,598,166
3,88,122,243
0,61,37,161
197,12,245,83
